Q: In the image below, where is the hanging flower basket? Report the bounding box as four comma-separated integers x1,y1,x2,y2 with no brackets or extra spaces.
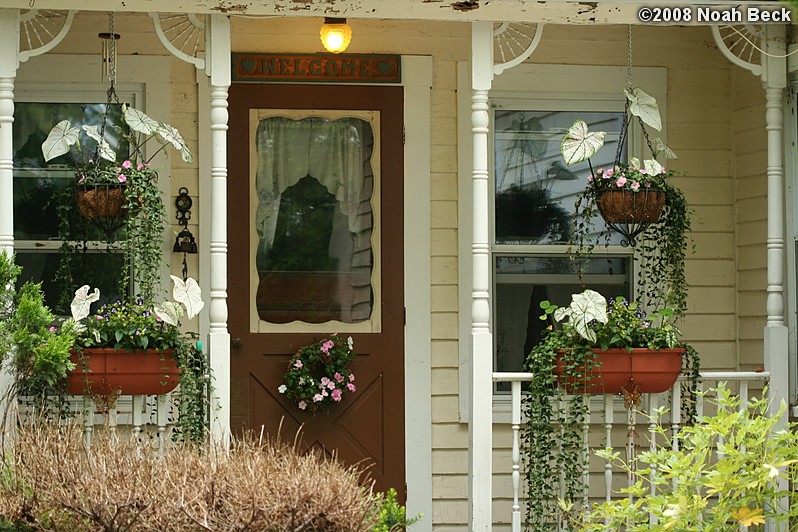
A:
596,189,666,224
67,348,180,396
554,347,684,395
76,183,127,219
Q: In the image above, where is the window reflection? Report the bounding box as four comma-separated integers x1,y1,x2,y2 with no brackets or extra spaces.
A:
493,110,625,245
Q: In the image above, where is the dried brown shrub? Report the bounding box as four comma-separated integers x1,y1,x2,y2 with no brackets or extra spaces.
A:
0,423,378,531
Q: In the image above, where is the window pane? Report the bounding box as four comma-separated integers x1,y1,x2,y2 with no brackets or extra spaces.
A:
494,110,625,245
15,251,126,314
254,116,375,324
494,255,631,389
13,102,128,169
13,102,130,242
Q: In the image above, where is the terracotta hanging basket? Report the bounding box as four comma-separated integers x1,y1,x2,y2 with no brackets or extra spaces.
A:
67,348,181,396
597,189,666,224
76,184,127,219
554,347,684,395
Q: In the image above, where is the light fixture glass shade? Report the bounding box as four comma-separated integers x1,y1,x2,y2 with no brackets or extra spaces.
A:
320,18,352,54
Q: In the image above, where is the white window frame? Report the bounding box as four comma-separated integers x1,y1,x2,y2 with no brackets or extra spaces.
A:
14,54,173,304
456,62,667,422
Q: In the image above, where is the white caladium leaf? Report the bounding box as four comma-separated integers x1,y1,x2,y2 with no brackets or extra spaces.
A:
81,125,116,162
154,301,184,326
42,120,81,162
560,120,606,166
643,158,665,176
628,156,641,169
124,107,160,135
568,289,608,343
71,285,100,321
553,306,571,323
625,87,662,131
171,275,204,320
157,123,193,164
652,137,678,160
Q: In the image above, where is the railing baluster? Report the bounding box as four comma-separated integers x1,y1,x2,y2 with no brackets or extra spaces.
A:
604,394,613,505
582,398,590,513
511,380,521,532
648,393,658,527
132,395,144,444
157,394,168,458
108,402,118,443
83,395,93,449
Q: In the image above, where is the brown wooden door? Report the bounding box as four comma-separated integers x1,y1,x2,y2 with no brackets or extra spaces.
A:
228,83,405,496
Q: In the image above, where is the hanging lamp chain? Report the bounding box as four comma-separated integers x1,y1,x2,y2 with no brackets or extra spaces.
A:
109,12,117,85
626,24,633,88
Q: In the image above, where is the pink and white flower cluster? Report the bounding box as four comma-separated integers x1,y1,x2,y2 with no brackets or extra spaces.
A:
278,334,358,412
587,163,673,194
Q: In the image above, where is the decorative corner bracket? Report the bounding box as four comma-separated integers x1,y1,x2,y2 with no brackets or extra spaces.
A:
18,10,76,64
150,13,206,71
493,22,544,77
711,24,764,78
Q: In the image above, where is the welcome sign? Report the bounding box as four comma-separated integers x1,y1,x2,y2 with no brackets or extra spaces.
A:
232,53,401,83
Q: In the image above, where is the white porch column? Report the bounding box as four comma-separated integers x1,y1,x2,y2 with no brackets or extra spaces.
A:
206,14,231,448
0,10,18,254
762,26,788,425
468,21,494,532
0,11,19,434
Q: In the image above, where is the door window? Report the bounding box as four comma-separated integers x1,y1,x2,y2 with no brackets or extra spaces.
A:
249,110,382,333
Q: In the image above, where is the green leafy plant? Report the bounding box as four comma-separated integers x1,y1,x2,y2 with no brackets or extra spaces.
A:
563,87,692,317
523,289,700,530
44,105,191,307
0,251,76,407
279,334,357,412
571,385,798,531
71,276,203,352
372,488,422,531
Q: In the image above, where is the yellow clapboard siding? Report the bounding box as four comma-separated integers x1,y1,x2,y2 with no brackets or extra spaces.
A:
432,284,459,312
431,200,458,229
685,259,735,287
431,256,459,286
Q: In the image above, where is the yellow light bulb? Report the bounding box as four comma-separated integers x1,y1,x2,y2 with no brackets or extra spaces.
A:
320,18,352,54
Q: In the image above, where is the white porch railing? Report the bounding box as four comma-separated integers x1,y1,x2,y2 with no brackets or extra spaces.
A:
492,370,771,532
16,393,178,454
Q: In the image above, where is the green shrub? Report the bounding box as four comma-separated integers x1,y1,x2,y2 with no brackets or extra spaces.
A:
372,488,422,531
572,385,798,531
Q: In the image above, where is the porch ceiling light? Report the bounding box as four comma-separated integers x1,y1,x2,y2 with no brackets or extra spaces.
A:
320,17,352,54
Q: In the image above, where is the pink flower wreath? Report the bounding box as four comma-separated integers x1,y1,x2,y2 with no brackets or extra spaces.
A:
278,334,357,411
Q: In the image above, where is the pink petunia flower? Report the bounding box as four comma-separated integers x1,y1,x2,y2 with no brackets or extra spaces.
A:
118,174,127,183
347,383,356,392
615,176,627,187
604,168,614,178
327,381,336,390
122,160,132,169
639,168,648,175
630,181,640,192
587,175,593,182
334,372,344,383
298,401,307,410
331,389,343,402
137,163,145,171
313,394,324,402
294,360,303,369
320,377,330,386
349,373,355,382
48,326,56,332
